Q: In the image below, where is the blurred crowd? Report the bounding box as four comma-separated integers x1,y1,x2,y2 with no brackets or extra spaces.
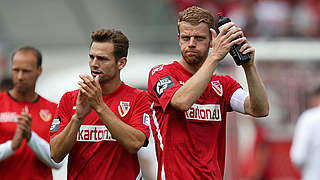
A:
172,0,320,38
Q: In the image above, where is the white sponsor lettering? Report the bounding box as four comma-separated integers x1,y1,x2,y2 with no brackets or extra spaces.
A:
77,125,116,142
151,64,164,75
0,112,18,122
185,104,221,121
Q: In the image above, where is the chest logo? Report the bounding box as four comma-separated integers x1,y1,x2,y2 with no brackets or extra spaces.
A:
39,109,52,122
211,80,223,96
118,101,130,117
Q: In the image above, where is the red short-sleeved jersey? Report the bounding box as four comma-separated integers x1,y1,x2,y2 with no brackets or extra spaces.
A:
148,61,241,180
0,91,57,180
50,82,150,180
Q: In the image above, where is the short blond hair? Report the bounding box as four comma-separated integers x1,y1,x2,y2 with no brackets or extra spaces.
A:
177,6,215,33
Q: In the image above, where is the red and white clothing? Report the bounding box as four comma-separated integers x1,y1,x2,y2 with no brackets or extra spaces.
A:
148,61,242,180
50,82,150,180
0,91,57,180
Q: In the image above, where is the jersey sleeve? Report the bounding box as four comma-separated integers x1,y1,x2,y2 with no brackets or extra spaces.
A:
49,91,76,139
223,75,242,112
127,91,151,145
148,64,182,111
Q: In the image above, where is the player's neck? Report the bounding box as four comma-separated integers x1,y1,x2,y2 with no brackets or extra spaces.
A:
100,78,122,96
179,59,202,74
9,89,38,102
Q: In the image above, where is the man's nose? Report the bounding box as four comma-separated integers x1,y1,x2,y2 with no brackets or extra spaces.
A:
188,37,196,47
17,71,24,80
91,57,99,66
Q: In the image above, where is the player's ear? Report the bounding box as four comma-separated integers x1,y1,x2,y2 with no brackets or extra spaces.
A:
209,28,217,48
37,66,42,77
117,57,127,70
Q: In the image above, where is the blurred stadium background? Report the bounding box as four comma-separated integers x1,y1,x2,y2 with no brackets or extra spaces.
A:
1,0,320,179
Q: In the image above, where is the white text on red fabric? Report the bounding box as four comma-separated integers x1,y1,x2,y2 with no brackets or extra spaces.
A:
185,104,221,121
77,125,116,142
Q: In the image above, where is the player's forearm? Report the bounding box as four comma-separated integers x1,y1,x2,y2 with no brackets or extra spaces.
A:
50,114,81,162
95,104,146,154
243,64,269,117
171,58,219,111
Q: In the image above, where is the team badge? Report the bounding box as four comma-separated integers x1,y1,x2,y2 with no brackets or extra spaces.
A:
211,80,223,96
118,101,130,117
39,109,52,122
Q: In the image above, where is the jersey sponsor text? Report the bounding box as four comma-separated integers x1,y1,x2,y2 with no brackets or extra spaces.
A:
185,104,221,121
77,125,116,142
0,112,18,122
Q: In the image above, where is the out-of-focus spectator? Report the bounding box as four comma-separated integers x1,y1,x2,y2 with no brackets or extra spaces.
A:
290,0,320,37
0,77,13,92
254,0,291,38
290,85,320,180
224,0,258,37
170,0,320,38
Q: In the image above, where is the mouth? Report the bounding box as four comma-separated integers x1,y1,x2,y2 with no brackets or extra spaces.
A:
186,51,198,56
91,70,103,77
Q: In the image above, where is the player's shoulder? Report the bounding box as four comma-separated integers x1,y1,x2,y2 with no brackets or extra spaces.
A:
300,106,320,121
123,84,148,99
61,89,79,100
122,83,146,96
149,61,176,76
39,96,57,106
0,91,7,100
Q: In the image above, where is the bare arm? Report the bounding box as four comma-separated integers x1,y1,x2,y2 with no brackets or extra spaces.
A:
95,104,146,154
241,44,269,117
78,75,146,154
50,115,81,163
171,24,247,111
50,91,91,163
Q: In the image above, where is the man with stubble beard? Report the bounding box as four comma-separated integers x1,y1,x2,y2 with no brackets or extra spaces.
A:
148,6,269,180
50,29,150,180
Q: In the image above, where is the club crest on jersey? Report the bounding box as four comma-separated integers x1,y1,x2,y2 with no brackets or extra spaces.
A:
211,80,223,96
154,76,174,98
39,109,52,122
118,101,130,117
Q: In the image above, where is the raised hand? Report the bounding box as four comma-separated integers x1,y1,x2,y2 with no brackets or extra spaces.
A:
11,123,24,150
78,74,104,111
18,112,33,141
209,23,246,62
239,39,255,68
75,86,92,123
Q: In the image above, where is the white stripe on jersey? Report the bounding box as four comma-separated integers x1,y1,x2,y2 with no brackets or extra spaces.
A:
161,164,166,180
151,102,164,151
136,170,142,180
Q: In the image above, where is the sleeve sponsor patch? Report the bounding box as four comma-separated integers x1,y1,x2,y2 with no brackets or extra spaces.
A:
153,76,174,98
143,113,150,126
50,116,61,132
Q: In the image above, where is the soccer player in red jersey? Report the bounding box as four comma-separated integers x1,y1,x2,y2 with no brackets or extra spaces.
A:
148,6,269,180
50,29,150,180
0,46,64,179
